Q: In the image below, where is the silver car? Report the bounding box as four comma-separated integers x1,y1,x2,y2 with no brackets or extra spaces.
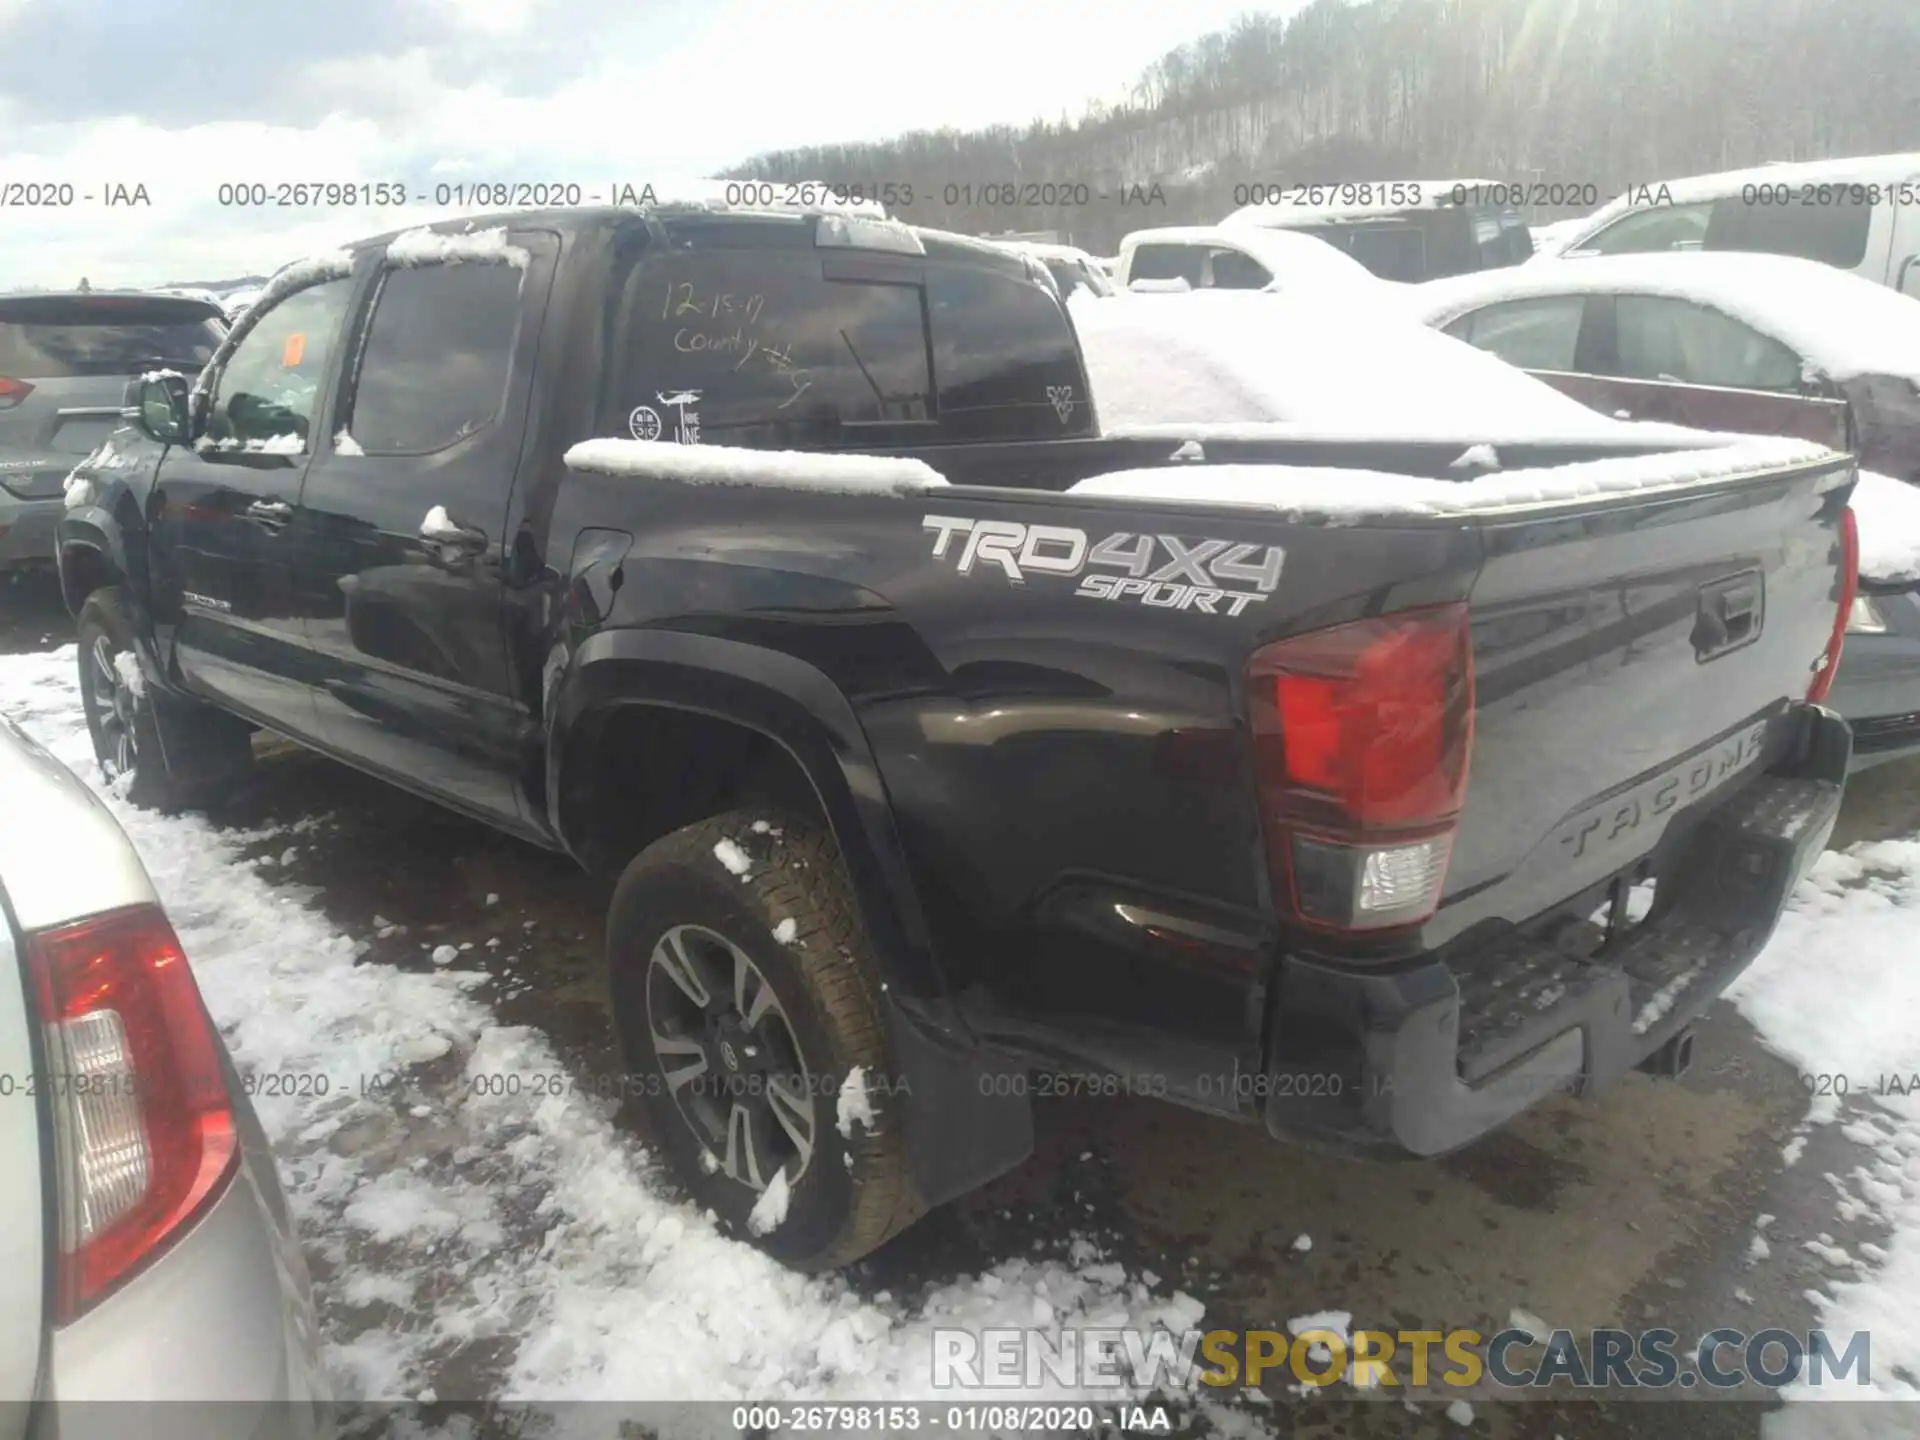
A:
0,714,330,1436
0,293,227,574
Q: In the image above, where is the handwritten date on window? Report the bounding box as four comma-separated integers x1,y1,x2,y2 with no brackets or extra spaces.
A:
662,283,811,409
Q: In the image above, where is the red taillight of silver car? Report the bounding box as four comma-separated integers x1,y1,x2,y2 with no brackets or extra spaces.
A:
25,904,238,1322
1246,603,1476,933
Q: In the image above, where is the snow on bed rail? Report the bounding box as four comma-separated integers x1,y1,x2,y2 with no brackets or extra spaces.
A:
385,225,530,269
1068,435,1838,522
564,439,947,496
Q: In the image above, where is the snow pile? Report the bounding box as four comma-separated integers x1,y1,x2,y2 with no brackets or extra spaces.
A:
564,439,948,496
1068,288,1710,443
1728,839,1920,1411
1412,252,1920,384
0,648,1205,1412
1067,436,1834,522
62,471,93,510
385,226,530,270
1851,471,1920,584
334,430,365,458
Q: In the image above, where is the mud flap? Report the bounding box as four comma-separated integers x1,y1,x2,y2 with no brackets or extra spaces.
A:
886,996,1034,1209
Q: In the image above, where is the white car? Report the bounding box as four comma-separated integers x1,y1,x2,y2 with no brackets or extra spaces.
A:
1533,151,1920,296
1109,225,1385,298
0,714,329,1433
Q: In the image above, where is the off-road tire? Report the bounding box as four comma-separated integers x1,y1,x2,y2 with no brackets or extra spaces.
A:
75,586,251,811
608,809,926,1269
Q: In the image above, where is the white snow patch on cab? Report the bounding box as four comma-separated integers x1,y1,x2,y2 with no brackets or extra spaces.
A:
385,225,530,269
837,1065,877,1139
564,439,947,496
334,429,366,457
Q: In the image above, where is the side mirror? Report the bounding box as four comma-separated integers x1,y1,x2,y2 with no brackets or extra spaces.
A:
122,374,191,444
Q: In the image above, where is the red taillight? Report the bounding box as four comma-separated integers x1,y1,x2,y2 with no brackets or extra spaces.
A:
0,376,32,410
1807,505,1858,705
26,905,238,1322
1246,603,1475,933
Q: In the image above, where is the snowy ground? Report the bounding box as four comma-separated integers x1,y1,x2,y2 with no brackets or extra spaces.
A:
4,594,1920,1434
0,645,1205,1430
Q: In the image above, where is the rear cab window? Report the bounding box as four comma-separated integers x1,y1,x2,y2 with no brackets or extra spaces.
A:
602,220,1095,448
0,297,226,380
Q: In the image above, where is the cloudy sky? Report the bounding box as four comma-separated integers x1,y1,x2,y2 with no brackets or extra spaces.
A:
0,0,1285,289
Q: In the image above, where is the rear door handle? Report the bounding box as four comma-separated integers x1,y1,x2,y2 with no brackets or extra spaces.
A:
245,500,293,526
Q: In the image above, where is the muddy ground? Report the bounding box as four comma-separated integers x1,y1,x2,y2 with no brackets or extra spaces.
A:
5,568,1915,1438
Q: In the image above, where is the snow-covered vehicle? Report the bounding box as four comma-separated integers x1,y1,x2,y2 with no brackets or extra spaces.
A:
1533,152,1920,296
988,239,1114,299
1409,249,1920,767
59,203,1857,1269
1111,225,1386,297
1220,179,1535,282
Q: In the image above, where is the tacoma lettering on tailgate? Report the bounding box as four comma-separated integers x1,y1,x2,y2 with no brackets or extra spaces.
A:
1553,721,1770,861
922,515,1284,616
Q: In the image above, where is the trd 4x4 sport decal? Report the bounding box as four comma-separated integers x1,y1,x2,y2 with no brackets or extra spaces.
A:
922,515,1284,616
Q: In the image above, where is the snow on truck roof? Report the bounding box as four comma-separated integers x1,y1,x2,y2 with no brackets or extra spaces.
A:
1409,250,1920,383
1544,152,1920,256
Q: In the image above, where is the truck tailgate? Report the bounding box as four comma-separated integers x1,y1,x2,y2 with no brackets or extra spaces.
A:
1432,460,1853,945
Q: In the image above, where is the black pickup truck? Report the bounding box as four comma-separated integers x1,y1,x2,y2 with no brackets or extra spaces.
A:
55,204,1858,1269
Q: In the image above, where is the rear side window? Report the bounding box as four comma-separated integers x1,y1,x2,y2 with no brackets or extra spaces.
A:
0,300,224,379
1342,225,1428,281
1610,296,1804,391
1705,193,1872,269
608,250,933,447
1128,244,1204,286
1581,203,1713,255
927,263,1090,439
344,260,525,453
1448,295,1586,371
1208,248,1272,290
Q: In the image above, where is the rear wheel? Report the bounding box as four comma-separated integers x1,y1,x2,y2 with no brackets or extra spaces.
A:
75,587,251,811
608,809,924,1269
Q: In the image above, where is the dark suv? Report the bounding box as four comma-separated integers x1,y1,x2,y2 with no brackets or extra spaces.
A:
0,292,227,573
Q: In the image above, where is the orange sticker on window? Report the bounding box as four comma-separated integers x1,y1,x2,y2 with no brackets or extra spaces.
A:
282,333,306,367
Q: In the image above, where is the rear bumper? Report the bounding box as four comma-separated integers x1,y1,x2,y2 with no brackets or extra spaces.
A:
45,1099,331,1436
0,494,60,569
1263,704,1850,1157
